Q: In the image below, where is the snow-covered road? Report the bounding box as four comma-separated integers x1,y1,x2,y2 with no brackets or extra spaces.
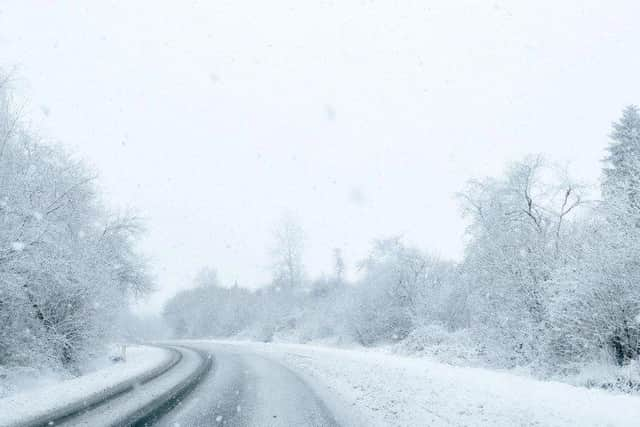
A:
0,345,174,427
0,345,210,427
156,342,340,427
54,346,209,426
160,340,640,427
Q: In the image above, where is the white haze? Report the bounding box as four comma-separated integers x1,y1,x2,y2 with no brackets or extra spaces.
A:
1,0,639,313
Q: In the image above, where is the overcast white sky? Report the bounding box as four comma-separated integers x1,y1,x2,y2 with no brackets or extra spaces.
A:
1,1,640,313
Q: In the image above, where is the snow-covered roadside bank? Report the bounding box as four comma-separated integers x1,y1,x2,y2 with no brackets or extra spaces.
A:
207,340,640,427
0,344,135,398
0,345,171,427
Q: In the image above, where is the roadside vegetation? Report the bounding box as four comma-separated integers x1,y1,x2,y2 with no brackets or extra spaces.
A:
165,106,640,392
0,72,151,386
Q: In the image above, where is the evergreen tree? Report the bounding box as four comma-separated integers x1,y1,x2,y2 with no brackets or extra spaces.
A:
602,105,640,222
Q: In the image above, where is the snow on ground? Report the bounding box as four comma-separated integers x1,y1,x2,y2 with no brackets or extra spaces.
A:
0,365,70,400
0,344,130,398
215,340,640,427
0,345,170,426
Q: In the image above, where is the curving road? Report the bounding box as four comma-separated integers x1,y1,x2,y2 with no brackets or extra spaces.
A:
6,342,341,427
154,342,340,427
52,346,210,427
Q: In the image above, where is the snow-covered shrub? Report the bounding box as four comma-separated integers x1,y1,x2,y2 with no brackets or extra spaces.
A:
565,359,640,393
546,217,640,369
396,324,451,353
395,325,482,366
346,238,456,346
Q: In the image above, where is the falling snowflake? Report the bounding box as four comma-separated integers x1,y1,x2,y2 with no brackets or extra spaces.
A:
11,241,25,252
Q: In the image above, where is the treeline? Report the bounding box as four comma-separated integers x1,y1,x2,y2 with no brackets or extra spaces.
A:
164,106,640,377
0,74,151,373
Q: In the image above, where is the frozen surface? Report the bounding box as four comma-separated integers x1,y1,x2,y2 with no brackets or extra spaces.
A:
55,346,205,427
211,340,640,427
0,345,170,427
156,342,339,427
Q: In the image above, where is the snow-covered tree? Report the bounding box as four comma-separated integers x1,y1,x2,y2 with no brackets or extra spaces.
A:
269,213,305,290
547,216,640,367
332,248,345,284
0,71,151,371
459,156,586,366
550,107,640,367
602,105,640,224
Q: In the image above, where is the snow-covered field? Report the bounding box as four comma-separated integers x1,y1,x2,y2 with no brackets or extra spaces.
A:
214,340,640,427
0,345,171,427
